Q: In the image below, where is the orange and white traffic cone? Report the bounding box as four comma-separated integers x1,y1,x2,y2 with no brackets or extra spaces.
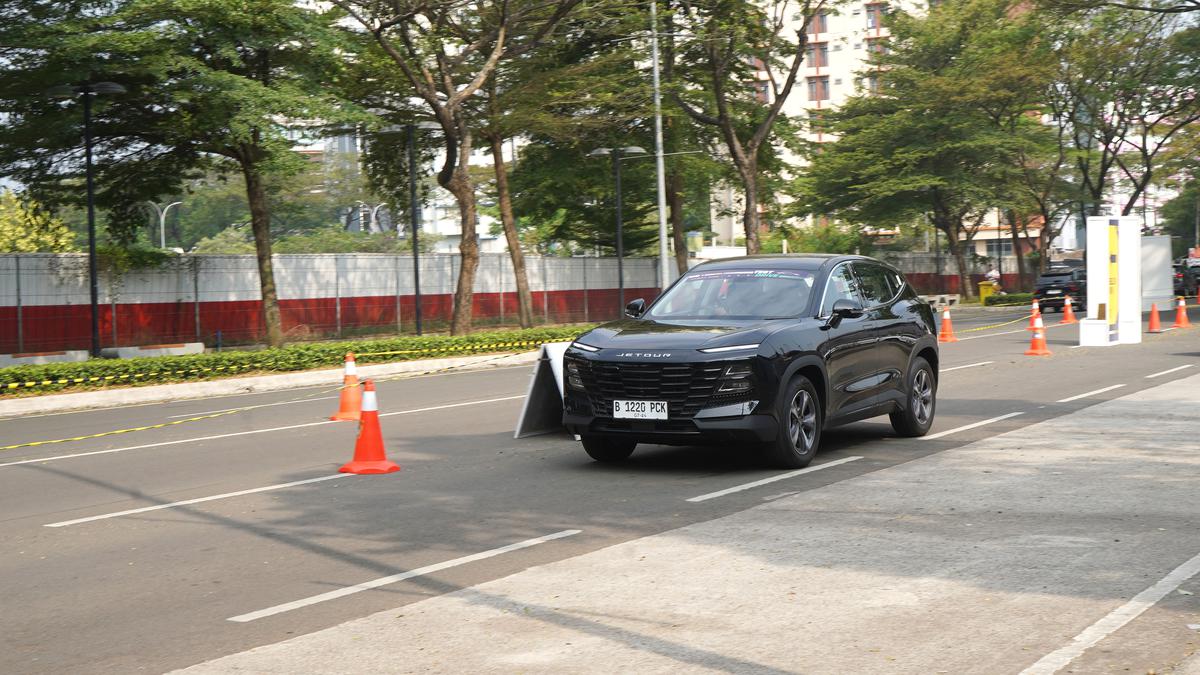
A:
937,306,958,343
339,380,400,475
1025,315,1052,356
1060,296,1078,325
1148,303,1163,333
1028,299,1041,330
330,352,363,421
1171,296,1192,329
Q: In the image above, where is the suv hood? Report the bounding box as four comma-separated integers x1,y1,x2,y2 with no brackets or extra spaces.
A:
574,318,778,352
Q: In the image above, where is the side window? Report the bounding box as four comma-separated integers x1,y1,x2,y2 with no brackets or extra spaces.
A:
888,271,906,297
854,263,895,306
820,264,864,316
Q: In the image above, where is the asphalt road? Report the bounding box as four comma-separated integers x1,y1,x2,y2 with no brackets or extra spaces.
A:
1,304,1198,674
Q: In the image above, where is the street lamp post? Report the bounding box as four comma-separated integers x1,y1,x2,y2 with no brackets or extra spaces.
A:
406,123,424,335
147,200,182,248
48,82,126,357
589,146,647,313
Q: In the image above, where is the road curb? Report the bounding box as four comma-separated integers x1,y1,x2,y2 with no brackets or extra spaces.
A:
0,350,539,418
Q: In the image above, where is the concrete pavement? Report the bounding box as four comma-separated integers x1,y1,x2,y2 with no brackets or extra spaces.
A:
178,373,1200,674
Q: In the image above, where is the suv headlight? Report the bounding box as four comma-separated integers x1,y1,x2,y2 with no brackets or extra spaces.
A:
717,363,753,394
566,361,585,390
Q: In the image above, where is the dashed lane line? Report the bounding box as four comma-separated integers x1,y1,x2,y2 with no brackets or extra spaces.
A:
1056,384,1125,403
923,412,1024,441
44,475,345,528
686,456,863,503
227,529,583,623
1146,364,1194,379
942,361,994,372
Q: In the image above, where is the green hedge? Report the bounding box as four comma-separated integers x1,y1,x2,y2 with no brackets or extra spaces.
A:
984,292,1034,307
1,325,594,395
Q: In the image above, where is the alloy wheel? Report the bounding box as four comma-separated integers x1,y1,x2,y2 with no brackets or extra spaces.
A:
911,369,933,425
788,390,818,452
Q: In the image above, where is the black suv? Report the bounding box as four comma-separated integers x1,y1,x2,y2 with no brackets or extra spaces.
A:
563,255,939,468
1034,268,1086,312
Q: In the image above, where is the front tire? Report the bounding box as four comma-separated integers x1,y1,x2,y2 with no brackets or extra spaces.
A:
761,376,822,469
581,436,636,463
890,356,936,437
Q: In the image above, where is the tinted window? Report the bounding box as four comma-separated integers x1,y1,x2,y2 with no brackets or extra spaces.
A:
820,264,864,315
854,263,895,306
648,268,816,320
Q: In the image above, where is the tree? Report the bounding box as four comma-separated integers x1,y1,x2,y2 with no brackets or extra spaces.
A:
1160,178,1199,259
670,0,829,253
1061,10,1200,218
795,0,1033,297
0,0,358,347
332,0,583,335
0,191,76,252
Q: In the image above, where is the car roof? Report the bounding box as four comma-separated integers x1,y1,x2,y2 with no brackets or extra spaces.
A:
690,254,870,272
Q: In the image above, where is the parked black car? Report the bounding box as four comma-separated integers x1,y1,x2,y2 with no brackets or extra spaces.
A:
562,255,939,468
1034,268,1087,312
1174,264,1198,298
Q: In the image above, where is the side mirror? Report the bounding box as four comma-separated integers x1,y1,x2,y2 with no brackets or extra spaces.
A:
625,298,646,318
826,298,864,328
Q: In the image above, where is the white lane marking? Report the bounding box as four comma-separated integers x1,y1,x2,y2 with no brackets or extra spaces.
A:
1146,364,1194,379
923,412,1024,440
0,394,526,470
166,396,338,419
227,529,582,622
45,475,344,528
941,361,993,372
686,456,863,503
955,323,1071,342
380,395,524,418
1020,549,1200,675
1056,384,1125,403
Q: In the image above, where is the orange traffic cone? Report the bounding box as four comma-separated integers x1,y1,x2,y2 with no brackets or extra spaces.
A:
1060,296,1078,325
339,380,400,475
1027,299,1041,330
1171,296,1192,329
1148,303,1162,333
937,306,958,343
330,352,362,421
1025,314,1052,356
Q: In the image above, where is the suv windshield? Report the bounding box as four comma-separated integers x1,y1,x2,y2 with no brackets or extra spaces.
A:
647,268,816,320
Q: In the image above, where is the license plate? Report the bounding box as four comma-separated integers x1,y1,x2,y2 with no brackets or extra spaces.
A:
1047,289,1062,295
613,400,668,420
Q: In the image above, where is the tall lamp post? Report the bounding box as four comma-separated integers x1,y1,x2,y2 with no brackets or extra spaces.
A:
47,82,126,357
147,200,182,248
589,146,647,313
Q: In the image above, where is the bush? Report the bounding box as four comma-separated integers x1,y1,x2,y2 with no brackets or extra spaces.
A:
1,325,594,395
984,292,1034,306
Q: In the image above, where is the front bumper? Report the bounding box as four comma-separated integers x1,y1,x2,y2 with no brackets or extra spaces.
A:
563,410,778,446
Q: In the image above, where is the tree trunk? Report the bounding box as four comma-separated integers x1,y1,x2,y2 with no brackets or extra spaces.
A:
668,170,688,275
488,135,534,328
739,164,761,254
1007,210,1028,292
943,224,974,300
241,159,283,347
444,125,479,336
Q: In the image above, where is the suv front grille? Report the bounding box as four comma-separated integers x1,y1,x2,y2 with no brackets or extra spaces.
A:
568,357,750,419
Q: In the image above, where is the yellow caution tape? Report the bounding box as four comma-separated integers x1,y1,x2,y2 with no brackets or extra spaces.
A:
957,313,1035,333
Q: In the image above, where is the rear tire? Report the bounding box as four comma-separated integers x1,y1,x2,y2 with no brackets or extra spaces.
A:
761,376,822,469
581,436,636,463
890,356,936,437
